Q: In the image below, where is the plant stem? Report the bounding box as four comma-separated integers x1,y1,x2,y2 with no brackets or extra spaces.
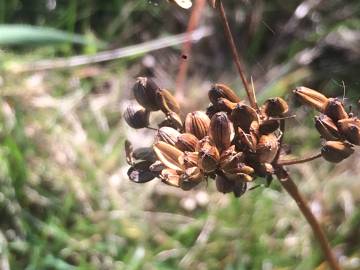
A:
275,167,341,270
217,1,258,110
277,152,322,166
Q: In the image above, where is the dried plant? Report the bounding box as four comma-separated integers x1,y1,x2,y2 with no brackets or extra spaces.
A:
123,1,358,269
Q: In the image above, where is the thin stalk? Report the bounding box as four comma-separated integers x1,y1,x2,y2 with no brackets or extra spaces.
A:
277,152,322,166
217,1,258,110
275,167,341,270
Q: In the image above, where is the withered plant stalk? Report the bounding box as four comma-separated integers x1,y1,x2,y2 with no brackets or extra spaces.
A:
217,0,258,110
216,3,341,269
277,152,322,166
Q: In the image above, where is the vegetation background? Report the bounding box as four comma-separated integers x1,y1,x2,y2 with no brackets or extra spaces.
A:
0,0,359,269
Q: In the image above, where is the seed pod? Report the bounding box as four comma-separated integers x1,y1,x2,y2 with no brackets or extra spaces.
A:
160,168,181,187
159,111,183,130
314,114,340,141
156,88,181,114
321,141,354,163
133,147,157,162
293,86,328,112
198,137,220,173
259,119,279,135
231,103,258,132
337,118,360,145
123,105,149,129
253,162,274,177
155,127,180,146
133,77,160,111
263,97,289,117
237,127,257,152
153,141,184,171
208,83,241,104
215,174,234,194
176,133,199,152
180,151,199,168
324,98,348,122
233,181,247,198
225,172,253,182
256,133,279,163
209,112,232,152
185,111,210,139
127,161,157,183
182,167,203,184
215,98,238,113
149,160,166,172
206,104,219,119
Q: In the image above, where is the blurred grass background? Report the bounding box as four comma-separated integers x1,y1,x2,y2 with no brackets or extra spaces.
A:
0,0,359,269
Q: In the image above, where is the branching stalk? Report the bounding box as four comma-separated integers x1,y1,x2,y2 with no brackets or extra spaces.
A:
277,152,322,166
217,0,258,110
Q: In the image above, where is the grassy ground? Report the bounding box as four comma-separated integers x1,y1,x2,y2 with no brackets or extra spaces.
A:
0,1,359,269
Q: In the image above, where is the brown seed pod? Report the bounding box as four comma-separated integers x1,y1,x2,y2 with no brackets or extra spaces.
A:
133,77,160,111
160,168,181,187
263,97,289,117
153,141,184,171
180,151,199,169
208,83,241,104
127,161,157,183
259,119,280,135
198,137,220,173
293,86,328,112
321,141,354,163
123,105,150,129
182,167,204,184
155,127,181,146
209,112,232,152
233,181,247,198
237,127,257,152
206,104,219,119
133,147,157,162
158,111,183,130
314,114,340,141
225,172,253,182
176,133,199,152
324,98,348,122
156,88,181,114
337,117,360,145
215,174,234,194
215,98,238,113
256,133,279,163
231,103,258,132
185,111,210,139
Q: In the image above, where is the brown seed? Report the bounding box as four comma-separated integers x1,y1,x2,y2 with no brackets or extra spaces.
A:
215,174,234,194
180,167,203,190
237,127,257,152
337,118,360,145
133,147,157,162
263,97,289,117
225,172,253,182
321,141,354,163
133,77,160,111
209,112,232,152
256,133,279,163
231,103,258,132
160,168,181,187
324,98,348,122
158,111,183,130
314,114,340,141
185,111,210,139
156,88,181,114
180,151,199,169
214,98,238,113
153,141,184,171
155,127,181,146
233,181,247,198
293,86,328,112
176,133,199,152
259,119,280,135
127,161,157,183
198,137,220,173
208,83,241,104
123,105,150,129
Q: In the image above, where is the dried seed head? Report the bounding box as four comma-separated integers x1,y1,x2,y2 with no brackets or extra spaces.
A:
256,133,279,163
155,127,181,146
231,103,258,132
293,86,329,112
259,119,280,135
324,98,348,122
133,77,160,111
321,141,354,163
209,83,241,104
182,167,203,184
185,111,210,139
180,151,199,168
176,133,199,152
153,141,184,171
237,127,257,152
209,112,232,152
156,88,181,114
337,118,360,145
263,97,289,117
198,137,220,173
123,105,150,129
314,114,340,141
215,174,234,194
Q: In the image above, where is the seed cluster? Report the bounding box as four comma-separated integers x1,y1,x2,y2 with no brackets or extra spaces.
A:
124,77,291,197
294,87,359,163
